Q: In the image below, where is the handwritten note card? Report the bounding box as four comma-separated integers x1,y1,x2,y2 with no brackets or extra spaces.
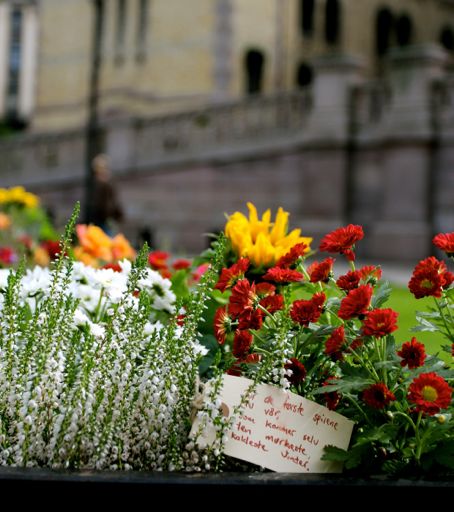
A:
197,375,354,473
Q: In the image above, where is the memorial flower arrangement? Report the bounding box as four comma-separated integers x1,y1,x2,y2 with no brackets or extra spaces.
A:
193,203,454,476
0,201,452,476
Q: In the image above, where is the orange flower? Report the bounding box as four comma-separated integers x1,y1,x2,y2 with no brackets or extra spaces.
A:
111,233,136,261
75,224,112,262
0,213,11,230
33,246,51,267
73,247,99,267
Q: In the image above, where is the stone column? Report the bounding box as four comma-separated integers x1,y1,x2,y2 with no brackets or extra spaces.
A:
306,53,364,142
0,3,10,118
368,44,447,262
298,54,363,242
19,4,39,120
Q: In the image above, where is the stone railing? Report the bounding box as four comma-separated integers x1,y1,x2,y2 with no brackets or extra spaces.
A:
130,91,312,168
350,80,391,133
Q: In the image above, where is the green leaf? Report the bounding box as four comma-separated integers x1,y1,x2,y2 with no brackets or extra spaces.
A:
313,376,373,394
432,441,454,469
321,445,349,462
371,281,392,309
198,334,221,377
170,269,190,300
411,317,439,332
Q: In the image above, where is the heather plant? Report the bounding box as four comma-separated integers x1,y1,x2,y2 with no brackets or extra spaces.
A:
0,204,223,470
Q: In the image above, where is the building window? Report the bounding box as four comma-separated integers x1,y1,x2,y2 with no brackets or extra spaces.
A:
115,0,126,64
395,14,413,46
375,8,393,57
296,62,313,88
136,0,149,62
325,0,341,46
440,26,454,51
245,49,265,94
6,8,22,123
300,0,315,37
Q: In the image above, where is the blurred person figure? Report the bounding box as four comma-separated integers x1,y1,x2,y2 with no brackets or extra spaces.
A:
89,154,123,235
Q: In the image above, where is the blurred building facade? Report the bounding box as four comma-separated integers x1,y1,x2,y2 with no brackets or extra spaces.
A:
0,0,454,261
1,0,454,131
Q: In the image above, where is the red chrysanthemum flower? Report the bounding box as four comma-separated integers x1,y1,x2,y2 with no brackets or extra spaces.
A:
433,232,454,256
259,294,284,314
238,307,264,330
336,271,361,292
308,257,335,283
275,242,309,268
348,337,364,353
408,256,452,299
233,329,253,358
214,306,232,344
323,379,341,411
338,285,373,320
0,247,16,265
290,292,326,326
255,282,276,298
215,258,250,292
41,240,62,260
228,279,257,318
359,265,382,284
148,250,170,270
228,353,262,375
262,267,304,283
172,259,191,270
397,337,426,369
227,364,242,376
285,358,307,386
319,224,364,261
362,308,399,338
408,372,452,416
102,262,122,272
324,326,346,360
362,383,396,409
240,353,261,364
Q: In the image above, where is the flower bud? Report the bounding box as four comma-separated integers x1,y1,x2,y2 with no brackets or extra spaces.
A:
437,414,446,424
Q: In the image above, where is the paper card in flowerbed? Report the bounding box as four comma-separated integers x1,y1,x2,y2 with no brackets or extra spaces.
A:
195,375,354,473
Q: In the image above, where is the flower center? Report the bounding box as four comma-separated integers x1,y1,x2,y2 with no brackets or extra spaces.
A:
421,279,434,290
421,385,438,402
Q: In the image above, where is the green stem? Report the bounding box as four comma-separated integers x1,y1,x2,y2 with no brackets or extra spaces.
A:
414,411,424,462
257,304,278,327
433,297,454,339
349,346,381,382
349,260,356,272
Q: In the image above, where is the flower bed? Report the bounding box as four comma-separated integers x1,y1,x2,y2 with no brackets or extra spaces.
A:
0,202,452,478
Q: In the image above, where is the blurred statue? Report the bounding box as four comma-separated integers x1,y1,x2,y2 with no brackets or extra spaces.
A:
90,154,124,235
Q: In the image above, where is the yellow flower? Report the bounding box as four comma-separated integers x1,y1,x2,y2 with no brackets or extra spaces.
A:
0,189,8,204
0,213,11,230
225,202,312,267
0,186,39,208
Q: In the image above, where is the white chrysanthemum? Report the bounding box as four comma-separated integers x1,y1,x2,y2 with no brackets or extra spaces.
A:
0,269,11,289
21,266,52,296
